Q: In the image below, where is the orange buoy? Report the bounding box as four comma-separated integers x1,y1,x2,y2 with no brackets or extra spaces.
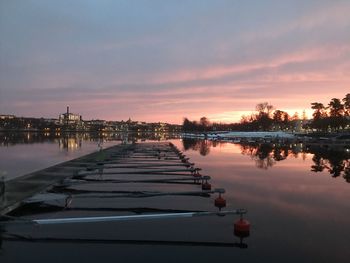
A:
215,196,226,209
234,218,250,238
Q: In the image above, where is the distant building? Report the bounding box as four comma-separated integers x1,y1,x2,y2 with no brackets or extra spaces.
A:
0,115,16,130
0,115,15,120
0,110,181,133
105,121,129,132
58,106,83,130
83,119,106,132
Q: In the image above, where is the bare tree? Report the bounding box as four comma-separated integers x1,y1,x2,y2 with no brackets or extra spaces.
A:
256,102,274,117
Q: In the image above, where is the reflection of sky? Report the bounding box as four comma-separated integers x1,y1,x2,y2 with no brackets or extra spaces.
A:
176,139,350,215
0,140,118,181
1,1,350,123
0,137,349,260
171,139,350,261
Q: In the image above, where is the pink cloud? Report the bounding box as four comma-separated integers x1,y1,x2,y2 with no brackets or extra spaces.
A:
147,45,350,86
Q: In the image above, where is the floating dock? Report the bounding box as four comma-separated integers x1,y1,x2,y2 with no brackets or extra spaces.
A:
0,144,134,216
0,142,248,251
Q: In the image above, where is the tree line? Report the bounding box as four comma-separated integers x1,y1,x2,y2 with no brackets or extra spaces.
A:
183,102,303,132
183,93,350,132
309,94,350,131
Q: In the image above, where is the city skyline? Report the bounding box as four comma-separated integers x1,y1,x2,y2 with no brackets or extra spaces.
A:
1,1,349,124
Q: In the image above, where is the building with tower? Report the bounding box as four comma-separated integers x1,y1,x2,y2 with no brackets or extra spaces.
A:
58,106,83,130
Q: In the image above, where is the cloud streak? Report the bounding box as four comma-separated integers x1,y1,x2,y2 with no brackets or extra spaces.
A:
1,0,349,123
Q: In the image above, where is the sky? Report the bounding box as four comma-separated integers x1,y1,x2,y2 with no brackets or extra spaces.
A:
0,0,349,124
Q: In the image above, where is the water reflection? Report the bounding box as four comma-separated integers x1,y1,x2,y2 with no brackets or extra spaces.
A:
182,138,212,156
311,149,350,180
182,138,350,183
0,132,180,150
239,143,305,170
0,132,181,180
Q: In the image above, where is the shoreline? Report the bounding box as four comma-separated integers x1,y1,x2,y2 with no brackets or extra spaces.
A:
182,131,350,145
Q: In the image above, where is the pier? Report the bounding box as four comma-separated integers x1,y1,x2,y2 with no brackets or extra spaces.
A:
0,143,133,215
1,142,248,250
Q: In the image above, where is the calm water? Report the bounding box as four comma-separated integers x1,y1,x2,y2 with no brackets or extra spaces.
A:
171,138,350,262
0,132,178,180
1,133,350,262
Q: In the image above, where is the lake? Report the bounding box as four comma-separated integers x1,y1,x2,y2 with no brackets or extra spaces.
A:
173,138,350,262
0,132,179,180
0,132,349,262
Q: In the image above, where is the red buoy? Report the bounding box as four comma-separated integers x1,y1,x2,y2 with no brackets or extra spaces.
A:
193,172,202,178
234,218,250,238
202,182,211,190
215,196,226,209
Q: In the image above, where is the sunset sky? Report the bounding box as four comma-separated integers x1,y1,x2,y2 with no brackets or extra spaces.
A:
0,0,349,124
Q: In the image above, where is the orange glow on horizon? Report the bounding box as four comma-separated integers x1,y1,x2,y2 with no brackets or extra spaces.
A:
202,108,314,124
102,108,317,124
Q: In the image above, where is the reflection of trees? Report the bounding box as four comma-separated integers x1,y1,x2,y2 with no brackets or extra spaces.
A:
308,148,350,179
182,138,211,156
241,144,275,169
240,143,296,169
257,144,273,160
273,148,286,161
181,138,350,183
255,157,275,170
311,155,326,172
241,143,350,182
182,138,198,151
344,168,350,183
199,141,210,156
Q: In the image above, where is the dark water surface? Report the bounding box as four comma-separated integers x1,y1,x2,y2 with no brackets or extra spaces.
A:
171,139,350,262
0,134,349,262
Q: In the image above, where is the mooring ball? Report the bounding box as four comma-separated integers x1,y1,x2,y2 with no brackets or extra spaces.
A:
215,196,226,208
193,173,202,178
202,182,212,190
234,219,251,238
